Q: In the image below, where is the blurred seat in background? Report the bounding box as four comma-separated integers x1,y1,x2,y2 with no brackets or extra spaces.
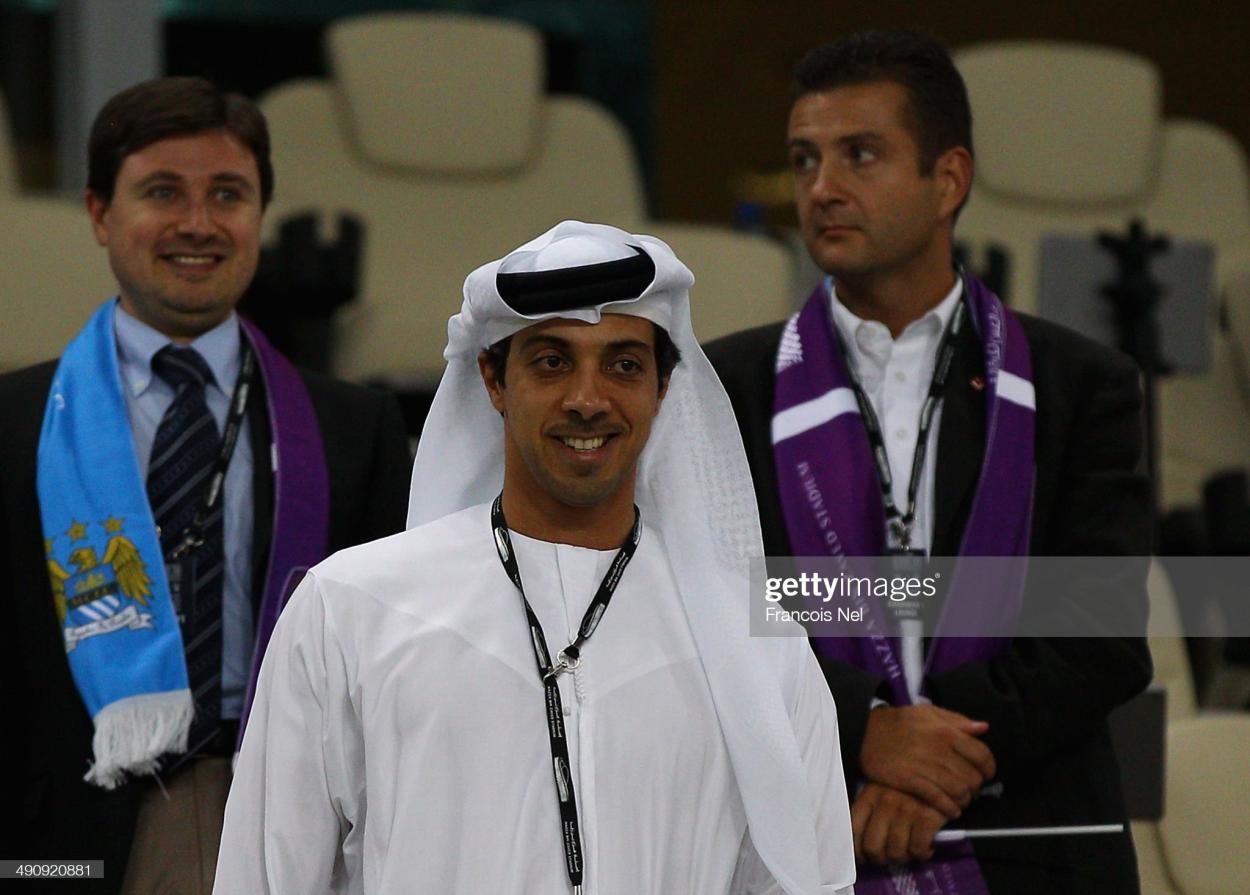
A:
953,41,1164,315
259,11,793,391
953,40,1250,515
0,197,114,371
1156,713,1250,895
952,41,1250,893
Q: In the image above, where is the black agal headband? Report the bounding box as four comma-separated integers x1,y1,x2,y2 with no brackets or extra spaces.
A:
495,245,656,316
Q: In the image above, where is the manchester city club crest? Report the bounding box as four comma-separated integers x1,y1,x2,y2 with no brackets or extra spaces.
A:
47,516,156,652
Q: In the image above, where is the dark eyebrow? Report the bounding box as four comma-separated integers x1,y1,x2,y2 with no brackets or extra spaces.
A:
210,173,256,194
836,131,885,147
133,170,185,190
515,334,655,356
131,171,256,194
516,333,573,353
787,131,887,151
605,338,654,356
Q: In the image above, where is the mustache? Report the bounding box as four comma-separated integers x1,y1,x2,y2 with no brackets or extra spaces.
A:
156,240,228,253
548,423,622,437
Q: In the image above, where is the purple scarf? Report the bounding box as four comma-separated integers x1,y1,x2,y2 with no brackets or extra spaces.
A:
237,318,330,743
771,275,1035,894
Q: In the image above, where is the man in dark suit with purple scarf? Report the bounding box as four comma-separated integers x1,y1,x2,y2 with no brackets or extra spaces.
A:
706,30,1151,895
0,77,412,893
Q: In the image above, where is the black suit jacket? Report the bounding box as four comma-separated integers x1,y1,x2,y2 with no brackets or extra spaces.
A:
0,358,413,892
705,311,1153,894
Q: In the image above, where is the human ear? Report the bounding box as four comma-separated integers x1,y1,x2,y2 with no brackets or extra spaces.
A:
477,351,507,415
84,190,111,247
935,147,972,220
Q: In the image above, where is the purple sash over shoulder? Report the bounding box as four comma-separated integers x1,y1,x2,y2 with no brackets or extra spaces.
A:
771,275,1035,894
237,318,330,742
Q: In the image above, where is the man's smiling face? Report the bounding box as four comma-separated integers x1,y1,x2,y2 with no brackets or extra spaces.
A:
481,314,668,517
86,128,263,341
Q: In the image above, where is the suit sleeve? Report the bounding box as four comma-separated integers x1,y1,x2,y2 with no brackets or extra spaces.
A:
353,389,413,542
924,350,1153,782
215,573,362,893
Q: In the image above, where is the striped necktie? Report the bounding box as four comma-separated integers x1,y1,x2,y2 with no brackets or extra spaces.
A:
147,345,223,759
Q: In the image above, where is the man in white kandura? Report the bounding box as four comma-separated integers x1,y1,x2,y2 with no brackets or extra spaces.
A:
213,221,855,894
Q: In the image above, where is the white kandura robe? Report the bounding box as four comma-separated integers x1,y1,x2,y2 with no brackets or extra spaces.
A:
213,504,854,894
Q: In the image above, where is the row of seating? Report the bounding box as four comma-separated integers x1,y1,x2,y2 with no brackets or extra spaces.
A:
257,12,795,385
0,13,797,387
1136,563,1250,895
950,45,1250,894
952,42,1250,514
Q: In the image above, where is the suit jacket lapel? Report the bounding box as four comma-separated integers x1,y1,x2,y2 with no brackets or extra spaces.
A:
933,322,987,555
246,376,274,619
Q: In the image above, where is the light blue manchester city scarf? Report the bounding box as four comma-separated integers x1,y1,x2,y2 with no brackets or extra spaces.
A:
38,301,191,788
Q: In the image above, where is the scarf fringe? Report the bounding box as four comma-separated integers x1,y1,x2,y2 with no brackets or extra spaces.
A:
84,690,193,789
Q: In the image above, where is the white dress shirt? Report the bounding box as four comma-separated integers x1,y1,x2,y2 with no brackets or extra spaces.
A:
113,302,255,719
828,276,963,701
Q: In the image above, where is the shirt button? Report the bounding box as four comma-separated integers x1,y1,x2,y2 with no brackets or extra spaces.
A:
894,371,907,383
894,429,909,440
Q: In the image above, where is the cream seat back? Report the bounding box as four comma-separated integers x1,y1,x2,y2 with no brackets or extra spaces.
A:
260,13,647,384
1151,123,1250,508
0,198,115,370
1147,560,1198,722
1129,562,1197,895
1157,714,1250,895
955,41,1250,511
954,41,1162,315
644,222,794,343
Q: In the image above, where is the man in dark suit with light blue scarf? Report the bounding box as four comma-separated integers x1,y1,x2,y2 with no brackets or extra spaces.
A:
0,77,412,894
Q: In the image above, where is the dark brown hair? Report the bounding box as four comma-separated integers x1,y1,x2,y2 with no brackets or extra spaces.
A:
792,29,973,175
87,76,273,206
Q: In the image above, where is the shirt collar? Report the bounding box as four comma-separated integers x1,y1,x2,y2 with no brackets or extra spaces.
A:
826,274,963,346
113,299,243,398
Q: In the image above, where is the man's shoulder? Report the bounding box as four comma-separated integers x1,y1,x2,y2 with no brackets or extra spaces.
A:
703,320,787,365
296,367,398,409
310,503,490,599
0,358,59,403
702,320,788,394
292,368,408,457
0,360,60,460
1014,311,1141,390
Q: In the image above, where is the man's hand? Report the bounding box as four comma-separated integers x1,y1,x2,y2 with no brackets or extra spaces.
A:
859,704,996,819
852,782,947,865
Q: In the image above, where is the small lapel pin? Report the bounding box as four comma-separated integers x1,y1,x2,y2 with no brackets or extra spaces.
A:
970,376,986,391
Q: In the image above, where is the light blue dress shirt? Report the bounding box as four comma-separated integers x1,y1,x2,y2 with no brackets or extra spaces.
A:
113,301,255,720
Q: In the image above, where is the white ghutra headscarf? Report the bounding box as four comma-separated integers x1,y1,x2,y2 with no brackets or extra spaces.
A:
408,220,836,894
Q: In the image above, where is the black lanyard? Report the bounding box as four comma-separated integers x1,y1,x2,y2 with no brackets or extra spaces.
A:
490,494,642,894
836,289,966,551
167,343,256,560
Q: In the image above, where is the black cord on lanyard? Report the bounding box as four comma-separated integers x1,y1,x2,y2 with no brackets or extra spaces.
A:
835,291,966,551
490,494,642,894
167,343,256,560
